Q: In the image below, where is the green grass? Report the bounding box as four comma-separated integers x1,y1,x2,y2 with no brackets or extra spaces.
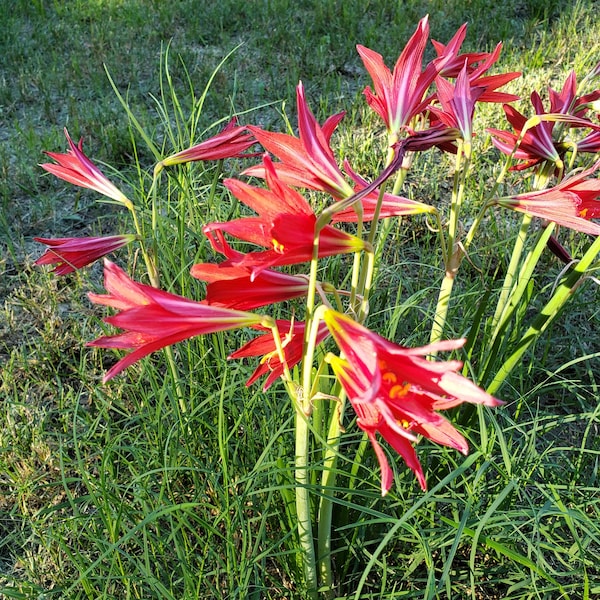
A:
2,0,600,598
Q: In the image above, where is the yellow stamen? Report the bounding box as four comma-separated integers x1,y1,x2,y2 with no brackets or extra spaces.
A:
389,383,411,399
272,239,285,253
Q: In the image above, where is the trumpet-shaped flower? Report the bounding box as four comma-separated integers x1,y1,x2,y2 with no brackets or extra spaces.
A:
332,161,436,222
244,82,355,198
428,63,484,143
159,118,257,167
190,261,310,310
87,260,265,382
34,234,135,275
323,309,501,494
41,129,131,206
488,95,562,171
229,320,329,390
495,161,600,235
203,154,366,275
357,16,437,135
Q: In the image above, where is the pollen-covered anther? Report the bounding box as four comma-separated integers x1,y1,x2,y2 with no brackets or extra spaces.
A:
389,382,411,399
272,238,285,253
382,371,397,385
259,350,278,368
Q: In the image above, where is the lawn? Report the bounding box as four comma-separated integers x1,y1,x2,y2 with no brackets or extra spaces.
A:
1,1,600,598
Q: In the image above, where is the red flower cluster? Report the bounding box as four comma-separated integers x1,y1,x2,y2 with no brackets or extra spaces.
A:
357,15,520,145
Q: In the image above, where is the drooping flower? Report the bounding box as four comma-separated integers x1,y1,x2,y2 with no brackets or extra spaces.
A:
494,161,600,235
332,161,436,222
41,129,131,207
159,118,257,167
190,261,310,310
229,320,329,390
357,16,438,136
34,234,136,275
203,154,367,276
87,260,265,382
323,309,501,494
244,82,355,198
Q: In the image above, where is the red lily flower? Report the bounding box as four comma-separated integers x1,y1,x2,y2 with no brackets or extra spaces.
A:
159,118,257,167
488,95,562,171
433,27,520,104
323,309,501,494
357,16,438,135
190,261,310,310
428,63,485,142
489,73,600,171
229,320,329,391
244,82,354,198
203,154,366,276
459,43,520,104
495,161,600,235
331,161,436,222
547,70,600,118
577,130,600,155
87,260,265,382
41,129,131,206
34,234,135,275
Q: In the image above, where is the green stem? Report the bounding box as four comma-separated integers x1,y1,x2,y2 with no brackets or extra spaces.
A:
479,221,555,386
487,234,600,395
429,270,457,346
317,389,345,598
429,140,470,346
296,221,325,598
295,400,318,598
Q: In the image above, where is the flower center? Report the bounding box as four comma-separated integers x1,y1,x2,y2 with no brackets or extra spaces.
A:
272,238,285,253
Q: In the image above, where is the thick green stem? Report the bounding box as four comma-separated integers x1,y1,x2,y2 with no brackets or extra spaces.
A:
295,402,318,599
429,270,456,346
317,390,345,597
429,141,470,346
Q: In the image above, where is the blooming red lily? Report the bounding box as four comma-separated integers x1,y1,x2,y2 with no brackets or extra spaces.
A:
203,154,367,276
489,73,600,171
495,161,600,235
87,260,265,382
323,309,501,494
229,320,329,391
34,234,135,275
244,82,354,198
432,27,520,104
332,161,436,222
159,118,257,167
428,63,485,143
41,129,131,206
190,261,310,310
357,16,437,136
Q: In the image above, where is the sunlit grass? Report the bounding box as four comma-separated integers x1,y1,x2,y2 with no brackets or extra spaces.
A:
2,0,599,598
